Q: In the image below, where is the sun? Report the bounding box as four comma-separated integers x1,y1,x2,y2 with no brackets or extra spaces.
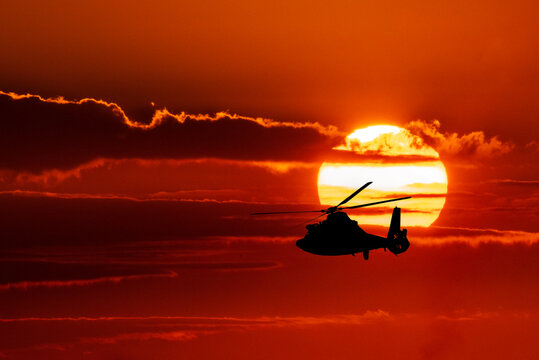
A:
318,125,448,227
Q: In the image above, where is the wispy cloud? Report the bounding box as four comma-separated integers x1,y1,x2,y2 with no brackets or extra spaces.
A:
80,330,201,345
0,272,177,291
0,311,392,326
0,311,392,356
484,179,539,186
406,119,513,158
1,309,532,356
0,189,262,204
9,158,318,186
413,225,539,245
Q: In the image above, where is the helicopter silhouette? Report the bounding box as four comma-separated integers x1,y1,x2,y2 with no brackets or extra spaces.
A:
251,182,411,260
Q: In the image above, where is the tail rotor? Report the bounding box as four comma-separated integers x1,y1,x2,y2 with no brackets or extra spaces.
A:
386,207,410,255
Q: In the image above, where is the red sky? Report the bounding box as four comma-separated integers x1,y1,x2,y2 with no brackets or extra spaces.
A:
0,1,538,359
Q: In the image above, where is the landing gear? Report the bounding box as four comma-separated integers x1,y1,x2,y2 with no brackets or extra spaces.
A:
362,251,369,260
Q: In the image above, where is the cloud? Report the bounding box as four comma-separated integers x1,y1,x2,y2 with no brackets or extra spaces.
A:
411,225,539,245
485,179,539,186
8,158,317,187
0,91,343,172
80,330,200,345
0,311,392,326
0,192,311,251
0,157,321,206
0,91,339,135
326,118,514,164
526,140,539,151
435,311,502,322
211,227,539,245
406,119,514,158
1,191,535,254
0,311,392,355
0,189,261,204
324,149,440,164
0,272,178,291
1,310,534,359
334,126,440,160
381,192,447,199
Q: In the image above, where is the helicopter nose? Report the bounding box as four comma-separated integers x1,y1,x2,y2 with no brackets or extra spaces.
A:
296,238,307,250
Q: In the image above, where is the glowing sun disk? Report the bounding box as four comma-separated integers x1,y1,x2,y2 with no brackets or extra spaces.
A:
318,125,448,227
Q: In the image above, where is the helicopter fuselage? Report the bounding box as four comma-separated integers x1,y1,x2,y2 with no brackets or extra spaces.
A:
295,210,409,259
296,231,388,256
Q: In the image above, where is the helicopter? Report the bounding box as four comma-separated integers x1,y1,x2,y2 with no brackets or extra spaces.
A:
251,181,411,260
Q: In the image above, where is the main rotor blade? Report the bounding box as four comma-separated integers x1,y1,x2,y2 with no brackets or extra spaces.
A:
250,210,324,215
340,196,412,210
336,181,373,207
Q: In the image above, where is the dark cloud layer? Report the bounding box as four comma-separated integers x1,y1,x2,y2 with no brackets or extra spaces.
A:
0,93,341,172
0,193,306,250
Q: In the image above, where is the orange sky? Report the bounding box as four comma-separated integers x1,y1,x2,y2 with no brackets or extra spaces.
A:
0,1,538,359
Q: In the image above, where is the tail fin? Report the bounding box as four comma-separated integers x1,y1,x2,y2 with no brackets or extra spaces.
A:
387,207,410,255
387,207,401,239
